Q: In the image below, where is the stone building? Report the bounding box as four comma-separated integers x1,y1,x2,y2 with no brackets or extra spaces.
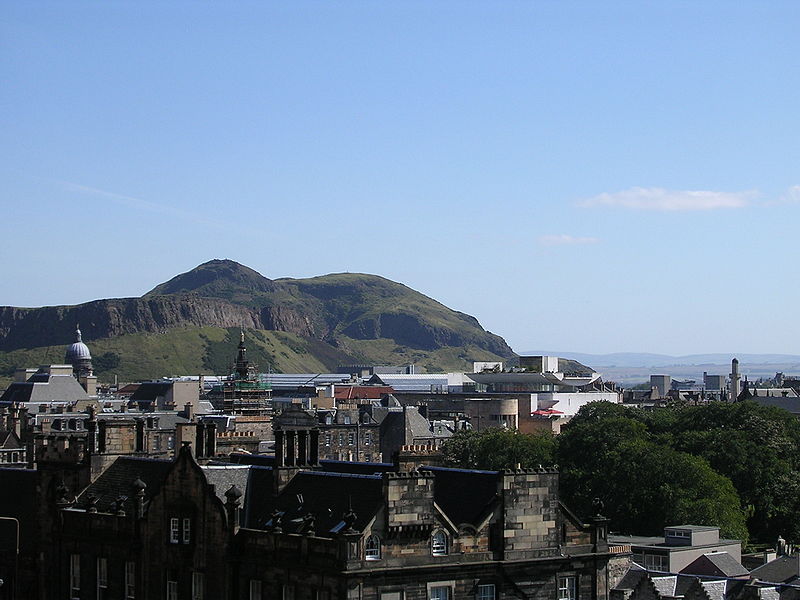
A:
2,433,614,600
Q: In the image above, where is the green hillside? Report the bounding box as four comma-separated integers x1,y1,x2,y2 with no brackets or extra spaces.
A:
0,260,516,384
0,326,509,387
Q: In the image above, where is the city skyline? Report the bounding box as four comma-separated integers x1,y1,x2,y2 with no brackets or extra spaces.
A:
3,2,799,356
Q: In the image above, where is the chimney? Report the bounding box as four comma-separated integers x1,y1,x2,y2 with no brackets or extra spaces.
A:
184,403,194,421
205,422,217,458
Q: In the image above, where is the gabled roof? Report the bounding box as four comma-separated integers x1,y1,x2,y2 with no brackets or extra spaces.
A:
751,555,800,584
248,470,384,537
682,553,750,578
614,567,747,600
0,430,23,449
77,456,172,512
421,466,500,528
202,465,251,507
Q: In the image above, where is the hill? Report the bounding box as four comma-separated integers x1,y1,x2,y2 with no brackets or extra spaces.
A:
0,260,514,382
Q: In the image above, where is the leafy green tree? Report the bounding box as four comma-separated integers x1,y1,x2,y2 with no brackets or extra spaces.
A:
556,402,748,544
441,428,555,470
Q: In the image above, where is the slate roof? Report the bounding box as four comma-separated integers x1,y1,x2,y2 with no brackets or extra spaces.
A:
751,555,800,584
242,466,275,529
318,460,394,475
614,565,648,591
228,453,276,468
0,373,90,404
614,567,747,600
202,465,251,509
76,456,172,513
130,382,173,401
682,553,750,578
421,466,500,527
248,471,384,537
0,430,22,449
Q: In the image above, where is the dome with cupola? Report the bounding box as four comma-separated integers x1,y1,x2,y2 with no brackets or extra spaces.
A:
65,325,93,376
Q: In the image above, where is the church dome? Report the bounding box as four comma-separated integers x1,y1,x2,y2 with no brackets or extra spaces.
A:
65,326,92,363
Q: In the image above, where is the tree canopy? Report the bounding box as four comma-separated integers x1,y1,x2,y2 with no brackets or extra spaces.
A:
439,400,800,546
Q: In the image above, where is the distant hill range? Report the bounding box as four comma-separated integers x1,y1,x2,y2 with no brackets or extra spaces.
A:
0,260,514,382
524,350,800,385
523,351,800,369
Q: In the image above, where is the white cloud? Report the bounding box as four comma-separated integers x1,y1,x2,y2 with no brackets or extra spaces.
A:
59,180,220,227
579,187,754,211
538,234,600,246
775,185,800,205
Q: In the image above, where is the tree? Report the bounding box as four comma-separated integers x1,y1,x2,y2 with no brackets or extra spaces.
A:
556,402,748,544
441,428,555,471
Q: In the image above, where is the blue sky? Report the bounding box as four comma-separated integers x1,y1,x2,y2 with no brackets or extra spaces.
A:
2,1,799,356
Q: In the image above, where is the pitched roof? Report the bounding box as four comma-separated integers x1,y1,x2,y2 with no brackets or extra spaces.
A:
751,555,800,584
77,455,172,512
421,466,500,527
130,382,173,401
202,465,251,508
248,471,384,537
0,430,22,449
242,466,274,529
681,553,750,578
0,373,90,404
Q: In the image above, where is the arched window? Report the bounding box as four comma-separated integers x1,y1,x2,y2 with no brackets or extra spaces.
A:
365,534,381,560
431,530,448,556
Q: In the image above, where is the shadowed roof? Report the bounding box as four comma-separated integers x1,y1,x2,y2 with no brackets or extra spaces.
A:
421,466,500,527
77,456,172,512
247,470,384,536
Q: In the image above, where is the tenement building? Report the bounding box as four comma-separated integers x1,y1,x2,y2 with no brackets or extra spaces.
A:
1,439,613,600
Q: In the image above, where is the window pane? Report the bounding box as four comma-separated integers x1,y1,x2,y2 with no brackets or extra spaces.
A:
365,535,381,560
70,554,80,599
431,531,448,556
125,561,136,599
430,586,450,600
558,576,576,600
192,572,204,600
477,584,495,600
250,580,263,600
170,518,180,543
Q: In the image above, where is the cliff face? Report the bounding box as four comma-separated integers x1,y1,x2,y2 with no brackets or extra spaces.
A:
0,297,316,352
0,260,515,368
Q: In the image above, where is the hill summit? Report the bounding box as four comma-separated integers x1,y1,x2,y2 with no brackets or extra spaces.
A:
0,260,515,380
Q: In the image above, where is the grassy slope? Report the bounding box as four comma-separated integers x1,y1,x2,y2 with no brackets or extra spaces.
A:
331,336,508,373
0,327,354,385
0,327,508,388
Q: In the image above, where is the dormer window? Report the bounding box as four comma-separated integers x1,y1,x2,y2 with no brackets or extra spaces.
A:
365,534,381,560
431,530,448,556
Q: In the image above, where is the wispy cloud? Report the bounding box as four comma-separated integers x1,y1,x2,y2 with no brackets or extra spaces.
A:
538,234,600,246
773,185,800,205
579,187,755,211
59,180,220,227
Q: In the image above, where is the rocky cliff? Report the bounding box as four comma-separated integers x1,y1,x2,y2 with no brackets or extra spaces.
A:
0,260,515,375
